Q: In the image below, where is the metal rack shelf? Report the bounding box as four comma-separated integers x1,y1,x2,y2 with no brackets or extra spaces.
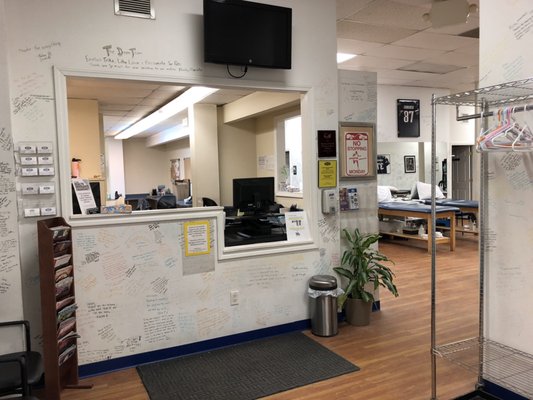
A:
430,77,533,399
434,337,533,399
434,77,533,107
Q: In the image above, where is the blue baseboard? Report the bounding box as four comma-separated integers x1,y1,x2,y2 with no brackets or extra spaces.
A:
79,319,311,378
483,380,528,400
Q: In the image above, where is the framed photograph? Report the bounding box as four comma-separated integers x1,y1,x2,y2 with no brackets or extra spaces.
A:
339,122,375,179
377,154,391,174
397,99,420,138
404,155,416,173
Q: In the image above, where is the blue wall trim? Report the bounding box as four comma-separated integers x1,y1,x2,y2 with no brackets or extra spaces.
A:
80,301,382,377
79,319,311,377
483,380,528,400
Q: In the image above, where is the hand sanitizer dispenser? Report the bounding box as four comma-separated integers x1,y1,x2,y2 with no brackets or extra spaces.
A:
322,189,337,214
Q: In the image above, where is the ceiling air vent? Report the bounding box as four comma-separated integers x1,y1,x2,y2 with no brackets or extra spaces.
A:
114,0,155,19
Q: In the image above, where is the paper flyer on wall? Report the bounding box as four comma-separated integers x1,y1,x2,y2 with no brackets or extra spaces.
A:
284,211,311,241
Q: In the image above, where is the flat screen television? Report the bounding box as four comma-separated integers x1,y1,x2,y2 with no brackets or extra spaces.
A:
233,177,275,212
203,0,292,69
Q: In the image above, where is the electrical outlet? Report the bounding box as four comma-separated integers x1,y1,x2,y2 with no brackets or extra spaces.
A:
230,290,239,306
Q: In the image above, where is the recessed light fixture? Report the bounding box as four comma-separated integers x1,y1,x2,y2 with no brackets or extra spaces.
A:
337,52,357,64
115,86,219,140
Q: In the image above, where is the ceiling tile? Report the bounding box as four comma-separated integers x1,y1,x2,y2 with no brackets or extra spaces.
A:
341,54,413,69
454,42,479,55
433,66,479,85
363,44,445,61
424,50,478,68
392,31,478,51
336,0,374,20
391,0,432,8
337,38,385,55
337,20,417,43
346,0,431,31
426,14,479,35
373,68,450,81
377,77,419,86
399,62,463,74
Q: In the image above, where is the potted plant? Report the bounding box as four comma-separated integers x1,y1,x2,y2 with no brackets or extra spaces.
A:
334,228,398,326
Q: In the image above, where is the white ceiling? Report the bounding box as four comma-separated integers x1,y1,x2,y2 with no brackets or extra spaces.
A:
337,0,480,89
68,0,481,139
67,77,255,137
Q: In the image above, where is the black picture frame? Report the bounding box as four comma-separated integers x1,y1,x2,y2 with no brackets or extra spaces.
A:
397,99,420,138
404,155,416,173
317,130,337,158
377,154,391,174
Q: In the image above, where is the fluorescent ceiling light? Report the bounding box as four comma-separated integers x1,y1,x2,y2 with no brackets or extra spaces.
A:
115,86,219,140
337,52,357,64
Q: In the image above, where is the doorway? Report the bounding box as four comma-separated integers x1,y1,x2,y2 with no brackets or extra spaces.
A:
451,145,472,199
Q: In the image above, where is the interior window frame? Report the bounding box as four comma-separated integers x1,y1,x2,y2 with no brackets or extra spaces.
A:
53,67,318,259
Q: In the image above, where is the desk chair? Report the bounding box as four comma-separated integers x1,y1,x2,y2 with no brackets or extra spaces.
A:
0,320,43,398
202,197,218,207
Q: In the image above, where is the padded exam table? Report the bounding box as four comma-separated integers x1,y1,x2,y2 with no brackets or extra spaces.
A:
425,199,479,236
378,201,460,252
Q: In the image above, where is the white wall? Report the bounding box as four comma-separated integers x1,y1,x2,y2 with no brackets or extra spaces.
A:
377,85,450,143
68,99,102,180
1,0,342,368
377,85,474,196
123,139,171,194
479,0,533,369
190,103,220,206
0,1,24,353
104,137,125,198
218,117,256,207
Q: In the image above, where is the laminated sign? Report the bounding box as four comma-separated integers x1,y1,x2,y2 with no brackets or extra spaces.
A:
344,132,369,177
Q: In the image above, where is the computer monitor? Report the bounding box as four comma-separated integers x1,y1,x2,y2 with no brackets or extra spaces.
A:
233,177,275,212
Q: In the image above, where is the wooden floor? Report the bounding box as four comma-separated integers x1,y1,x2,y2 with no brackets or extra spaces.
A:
56,236,480,400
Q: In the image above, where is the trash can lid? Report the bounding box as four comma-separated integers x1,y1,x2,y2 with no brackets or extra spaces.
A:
309,275,337,290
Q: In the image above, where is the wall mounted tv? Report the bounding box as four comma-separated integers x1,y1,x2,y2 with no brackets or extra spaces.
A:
203,0,292,69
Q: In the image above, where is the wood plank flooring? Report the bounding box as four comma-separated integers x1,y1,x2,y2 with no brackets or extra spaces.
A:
56,236,480,400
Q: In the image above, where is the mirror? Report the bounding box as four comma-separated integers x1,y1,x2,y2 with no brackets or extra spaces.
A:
376,141,449,192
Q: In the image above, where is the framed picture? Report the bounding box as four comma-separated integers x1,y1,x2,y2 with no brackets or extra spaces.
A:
404,155,416,173
339,122,375,179
317,130,337,158
377,154,391,174
397,99,420,137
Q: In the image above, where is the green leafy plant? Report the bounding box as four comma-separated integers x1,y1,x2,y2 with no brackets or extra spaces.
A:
333,228,398,307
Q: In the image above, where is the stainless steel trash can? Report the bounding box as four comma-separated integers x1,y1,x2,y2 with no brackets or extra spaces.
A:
308,275,338,337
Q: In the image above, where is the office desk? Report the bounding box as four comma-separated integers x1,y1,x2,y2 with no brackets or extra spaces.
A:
224,214,287,247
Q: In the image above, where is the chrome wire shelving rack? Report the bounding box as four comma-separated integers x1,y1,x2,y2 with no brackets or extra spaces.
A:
429,77,533,400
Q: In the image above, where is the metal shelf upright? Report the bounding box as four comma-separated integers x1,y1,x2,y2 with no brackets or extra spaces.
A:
430,77,533,400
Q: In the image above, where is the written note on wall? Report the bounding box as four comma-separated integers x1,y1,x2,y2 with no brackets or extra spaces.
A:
73,218,217,364
0,123,20,309
84,44,202,74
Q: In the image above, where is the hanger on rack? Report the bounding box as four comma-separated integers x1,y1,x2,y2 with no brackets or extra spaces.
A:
476,106,533,152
